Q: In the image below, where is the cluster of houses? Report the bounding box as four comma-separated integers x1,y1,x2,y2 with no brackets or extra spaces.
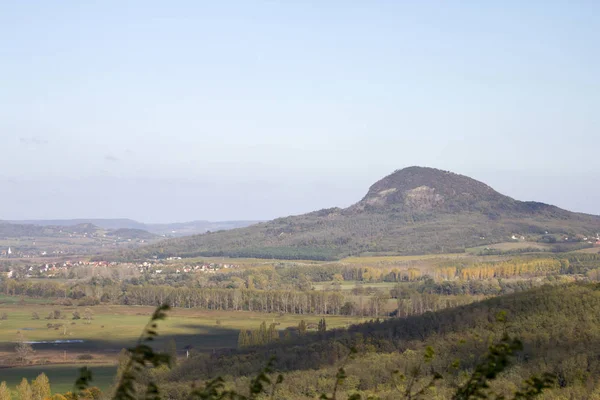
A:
582,236,600,245
171,263,238,274
509,233,600,245
3,258,240,279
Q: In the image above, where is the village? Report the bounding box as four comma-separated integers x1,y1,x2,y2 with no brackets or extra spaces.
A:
2,258,240,280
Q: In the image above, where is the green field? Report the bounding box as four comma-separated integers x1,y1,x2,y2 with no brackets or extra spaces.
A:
0,364,116,393
465,241,552,254
0,295,53,305
0,303,369,359
0,302,369,393
0,304,366,349
339,254,465,264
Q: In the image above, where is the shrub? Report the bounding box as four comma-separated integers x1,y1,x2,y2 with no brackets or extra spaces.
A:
78,297,100,307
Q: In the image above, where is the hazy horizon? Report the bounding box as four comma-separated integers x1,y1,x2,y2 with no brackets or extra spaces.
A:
1,2,598,223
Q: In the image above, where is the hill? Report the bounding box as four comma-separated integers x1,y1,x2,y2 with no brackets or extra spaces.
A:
110,167,600,261
164,283,600,398
7,219,261,237
0,221,102,237
104,228,159,240
7,218,147,230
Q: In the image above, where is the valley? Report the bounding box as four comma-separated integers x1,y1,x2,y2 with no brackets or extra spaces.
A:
2,167,600,399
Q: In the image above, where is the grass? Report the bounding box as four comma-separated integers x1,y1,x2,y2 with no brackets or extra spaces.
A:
465,241,552,254
0,364,116,394
340,254,465,264
0,303,369,356
0,295,53,305
572,246,600,254
164,256,325,267
0,302,370,394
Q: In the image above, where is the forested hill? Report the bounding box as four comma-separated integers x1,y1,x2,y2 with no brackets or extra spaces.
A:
165,283,600,398
0,221,102,237
111,167,600,261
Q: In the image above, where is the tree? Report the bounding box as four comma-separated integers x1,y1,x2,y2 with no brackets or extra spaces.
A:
298,320,307,336
31,312,39,320
268,323,278,342
16,378,32,400
31,373,51,400
258,321,268,345
72,311,81,320
318,318,327,334
0,381,11,400
84,308,93,324
238,330,249,348
79,387,102,400
15,332,34,364
166,339,177,367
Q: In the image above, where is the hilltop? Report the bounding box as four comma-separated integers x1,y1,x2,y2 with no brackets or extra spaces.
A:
111,167,600,261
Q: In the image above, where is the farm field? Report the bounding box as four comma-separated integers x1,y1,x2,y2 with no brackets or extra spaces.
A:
0,295,53,305
0,301,370,393
465,241,553,254
573,246,600,254
339,253,466,264
166,256,324,267
0,302,369,358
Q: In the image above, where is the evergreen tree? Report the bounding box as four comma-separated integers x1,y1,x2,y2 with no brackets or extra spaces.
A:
250,329,261,346
113,349,130,385
237,330,249,348
318,318,327,333
268,323,278,342
259,321,268,344
16,378,32,400
31,373,51,400
0,382,12,400
166,339,177,367
298,320,307,336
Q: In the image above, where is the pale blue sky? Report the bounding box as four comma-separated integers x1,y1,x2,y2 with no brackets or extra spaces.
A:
1,1,598,222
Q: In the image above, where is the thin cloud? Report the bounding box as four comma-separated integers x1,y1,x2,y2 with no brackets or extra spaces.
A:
104,154,120,162
19,136,49,145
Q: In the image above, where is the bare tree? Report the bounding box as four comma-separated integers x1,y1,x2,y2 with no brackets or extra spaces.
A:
84,308,93,324
15,332,35,365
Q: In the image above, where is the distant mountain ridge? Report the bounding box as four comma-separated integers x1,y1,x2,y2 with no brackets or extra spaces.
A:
6,219,261,237
0,221,103,238
110,166,600,261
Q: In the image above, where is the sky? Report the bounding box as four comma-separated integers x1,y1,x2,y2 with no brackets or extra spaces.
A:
1,1,598,223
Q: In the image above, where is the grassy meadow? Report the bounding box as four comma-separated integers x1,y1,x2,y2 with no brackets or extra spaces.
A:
0,302,369,358
0,301,370,393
